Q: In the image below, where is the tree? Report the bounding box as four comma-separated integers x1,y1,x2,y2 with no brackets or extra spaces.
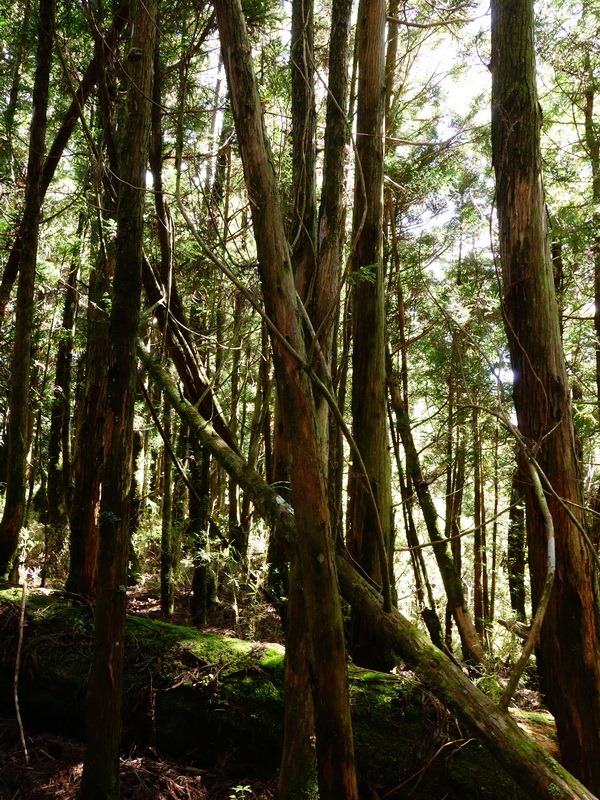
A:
139,346,597,800
79,0,157,795
213,1,359,796
491,0,600,791
347,0,394,671
0,0,55,577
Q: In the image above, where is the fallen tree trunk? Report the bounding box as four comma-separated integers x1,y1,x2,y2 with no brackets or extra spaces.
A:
336,553,595,800
0,589,536,799
137,348,597,799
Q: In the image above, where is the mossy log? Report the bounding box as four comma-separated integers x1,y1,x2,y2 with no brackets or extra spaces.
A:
0,589,536,800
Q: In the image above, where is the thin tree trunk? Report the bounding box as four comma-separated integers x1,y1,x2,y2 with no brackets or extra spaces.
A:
507,466,527,621
79,2,157,796
160,397,176,617
472,406,488,638
347,0,394,672
0,0,55,577
491,0,600,791
47,224,81,534
388,367,485,664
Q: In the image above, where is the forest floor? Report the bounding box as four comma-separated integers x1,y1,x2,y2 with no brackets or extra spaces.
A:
0,580,552,800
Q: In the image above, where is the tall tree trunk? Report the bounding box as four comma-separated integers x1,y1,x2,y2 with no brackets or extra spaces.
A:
47,226,81,534
583,57,600,415
491,0,600,791
0,0,55,577
507,466,527,621
213,2,358,796
160,397,176,617
319,0,352,540
66,221,112,597
277,1,319,793
347,0,394,672
79,1,157,796
472,406,488,638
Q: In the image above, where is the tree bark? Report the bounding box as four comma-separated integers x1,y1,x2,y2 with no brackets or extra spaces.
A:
0,0,55,577
79,1,157,796
347,0,394,672
491,0,600,792
66,224,112,598
47,228,80,536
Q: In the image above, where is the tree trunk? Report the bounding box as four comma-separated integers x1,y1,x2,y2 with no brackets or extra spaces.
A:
347,0,394,672
491,0,600,792
388,368,485,664
210,4,360,796
472,406,488,638
0,0,55,577
47,227,80,535
336,552,597,800
79,2,157,796
66,224,112,598
507,466,527,621
160,397,176,617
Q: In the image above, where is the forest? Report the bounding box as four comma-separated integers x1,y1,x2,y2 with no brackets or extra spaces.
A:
0,0,599,797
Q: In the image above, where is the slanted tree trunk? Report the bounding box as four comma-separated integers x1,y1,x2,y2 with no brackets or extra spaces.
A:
214,2,358,796
347,0,394,672
79,2,157,796
491,0,600,792
0,0,55,577
388,372,485,664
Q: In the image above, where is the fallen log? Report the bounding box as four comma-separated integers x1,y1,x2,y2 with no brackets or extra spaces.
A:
0,588,533,799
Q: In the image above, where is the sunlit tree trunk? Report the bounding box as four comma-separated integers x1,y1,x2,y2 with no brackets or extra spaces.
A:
79,1,157,796
388,368,485,664
491,0,600,791
0,0,55,577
